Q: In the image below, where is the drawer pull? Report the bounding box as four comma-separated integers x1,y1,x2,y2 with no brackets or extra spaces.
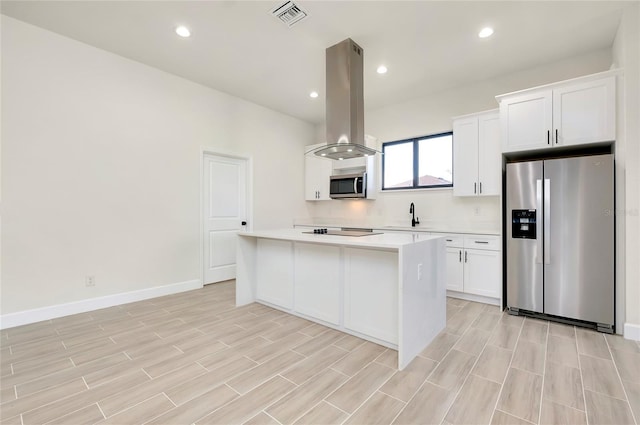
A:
474,241,489,244
446,239,453,242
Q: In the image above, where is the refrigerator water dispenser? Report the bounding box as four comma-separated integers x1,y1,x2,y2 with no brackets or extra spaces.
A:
512,209,536,239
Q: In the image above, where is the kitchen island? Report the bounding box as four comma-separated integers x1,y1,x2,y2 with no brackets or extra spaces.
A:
236,229,446,370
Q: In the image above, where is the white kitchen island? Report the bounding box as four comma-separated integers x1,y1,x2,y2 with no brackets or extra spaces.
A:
236,229,446,370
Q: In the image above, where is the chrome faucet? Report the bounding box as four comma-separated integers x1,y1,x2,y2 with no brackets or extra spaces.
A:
409,203,420,227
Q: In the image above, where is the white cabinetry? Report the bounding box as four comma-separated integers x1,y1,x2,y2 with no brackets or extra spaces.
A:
344,248,398,344
439,233,501,303
294,243,341,325
255,239,293,309
453,110,500,196
498,74,615,153
464,248,501,298
305,143,332,200
553,78,615,147
443,235,464,292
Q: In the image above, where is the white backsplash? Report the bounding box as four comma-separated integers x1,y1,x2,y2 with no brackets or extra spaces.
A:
302,188,501,234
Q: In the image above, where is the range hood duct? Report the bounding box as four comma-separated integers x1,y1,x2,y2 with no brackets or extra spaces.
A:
312,38,378,160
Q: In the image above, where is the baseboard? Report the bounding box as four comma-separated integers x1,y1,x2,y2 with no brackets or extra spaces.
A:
446,290,500,306
624,322,640,341
0,279,203,330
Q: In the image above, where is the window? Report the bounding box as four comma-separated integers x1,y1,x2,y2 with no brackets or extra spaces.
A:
382,132,453,190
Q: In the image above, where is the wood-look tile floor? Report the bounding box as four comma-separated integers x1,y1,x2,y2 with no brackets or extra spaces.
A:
1,281,639,425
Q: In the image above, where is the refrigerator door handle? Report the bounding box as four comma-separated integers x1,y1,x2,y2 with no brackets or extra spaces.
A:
544,178,551,265
536,179,543,264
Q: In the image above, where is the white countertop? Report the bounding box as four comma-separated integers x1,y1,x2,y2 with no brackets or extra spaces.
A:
293,223,500,236
238,228,442,249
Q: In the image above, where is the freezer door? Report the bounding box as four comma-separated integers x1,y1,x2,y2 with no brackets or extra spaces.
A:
543,154,614,326
506,161,544,313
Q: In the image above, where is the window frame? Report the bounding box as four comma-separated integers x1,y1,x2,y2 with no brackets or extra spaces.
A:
381,131,454,191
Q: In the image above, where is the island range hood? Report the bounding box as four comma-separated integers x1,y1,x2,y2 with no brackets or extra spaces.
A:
311,38,378,160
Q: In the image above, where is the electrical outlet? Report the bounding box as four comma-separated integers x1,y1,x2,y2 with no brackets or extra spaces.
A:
85,275,95,287
417,263,423,280
474,207,481,216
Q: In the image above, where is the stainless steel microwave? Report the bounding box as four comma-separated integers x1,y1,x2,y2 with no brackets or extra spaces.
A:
330,172,366,199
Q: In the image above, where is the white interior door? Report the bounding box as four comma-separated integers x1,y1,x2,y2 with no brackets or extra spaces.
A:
203,153,248,284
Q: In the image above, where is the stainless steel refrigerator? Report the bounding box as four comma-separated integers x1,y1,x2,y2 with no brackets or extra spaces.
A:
506,154,614,332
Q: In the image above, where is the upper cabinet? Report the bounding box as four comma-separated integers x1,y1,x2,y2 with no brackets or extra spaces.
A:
305,143,332,201
497,73,616,153
453,110,500,197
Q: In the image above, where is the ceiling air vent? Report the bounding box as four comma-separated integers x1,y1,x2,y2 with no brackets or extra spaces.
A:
271,1,308,27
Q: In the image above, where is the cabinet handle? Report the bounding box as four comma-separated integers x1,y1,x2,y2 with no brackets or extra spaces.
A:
555,129,559,144
547,130,550,145
465,251,468,263
474,241,489,244
479,182,482,194
446,239,453,242
474,182,477,194
459,250,462,262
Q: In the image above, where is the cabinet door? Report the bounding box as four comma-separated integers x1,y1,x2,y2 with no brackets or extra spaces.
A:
305,150,332,201
501,90,553,153
445,247,464,292
294,243,341,325
553,77,615,147
344,248,398,344
463,249,501,298
453,116,479,196
477,112,501,196
256,239,293,309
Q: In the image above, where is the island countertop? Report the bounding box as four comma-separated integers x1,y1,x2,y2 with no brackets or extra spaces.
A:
238,228,442,249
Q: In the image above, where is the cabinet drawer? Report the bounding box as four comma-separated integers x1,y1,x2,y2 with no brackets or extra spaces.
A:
464,235,500,251
434,234,463,247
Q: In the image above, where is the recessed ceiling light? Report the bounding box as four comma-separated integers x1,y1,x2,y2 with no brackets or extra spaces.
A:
176,26,191,38
309,91,319,98
478,27,494,38
338,157,344,160
377,65,388,74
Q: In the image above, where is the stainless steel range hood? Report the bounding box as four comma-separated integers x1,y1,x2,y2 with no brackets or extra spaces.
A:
311,39,378,160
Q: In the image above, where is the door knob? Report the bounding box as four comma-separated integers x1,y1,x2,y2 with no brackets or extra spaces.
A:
241,221,247,226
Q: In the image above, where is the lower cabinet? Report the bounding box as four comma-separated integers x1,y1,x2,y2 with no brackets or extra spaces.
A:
255,241,399,346
464,248,501,298
441,233,501,301
443,234,465,292
255,239,293,309
294,243,341,325
343,248,398,344
445,247,464,292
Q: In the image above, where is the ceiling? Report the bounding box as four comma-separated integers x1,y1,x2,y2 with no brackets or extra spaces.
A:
0,1,630,124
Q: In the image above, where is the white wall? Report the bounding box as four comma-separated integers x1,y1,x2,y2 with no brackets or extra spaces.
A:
308,48,613,231
1,16,315,317
612,3,640,338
